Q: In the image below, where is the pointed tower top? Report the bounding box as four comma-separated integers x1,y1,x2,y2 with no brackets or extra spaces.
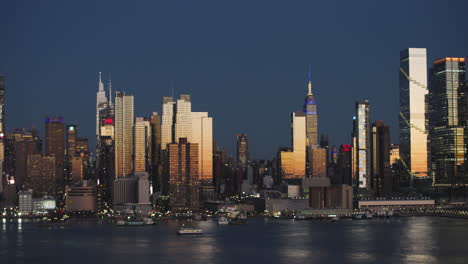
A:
307,64,312,96
98,72,104,92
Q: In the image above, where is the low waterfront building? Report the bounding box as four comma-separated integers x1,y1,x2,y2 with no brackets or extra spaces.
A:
358,198,435,209
65,181,97,212
18,189,33,214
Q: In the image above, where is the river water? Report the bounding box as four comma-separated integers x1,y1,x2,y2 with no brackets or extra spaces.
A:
1,216,468,264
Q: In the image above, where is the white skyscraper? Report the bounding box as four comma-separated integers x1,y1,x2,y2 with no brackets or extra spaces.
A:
399,48,428,177
96,72,108,138
353,100,371,189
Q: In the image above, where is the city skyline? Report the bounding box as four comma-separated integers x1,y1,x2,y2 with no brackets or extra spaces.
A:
2,1,468,159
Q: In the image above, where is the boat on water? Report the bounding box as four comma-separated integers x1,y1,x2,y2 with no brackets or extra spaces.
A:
177,227,203,235
352,214,363,219
218,216,229,225
364,212,373,219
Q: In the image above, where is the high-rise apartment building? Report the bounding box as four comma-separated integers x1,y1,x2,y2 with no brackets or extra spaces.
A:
45,116,65,189
399,48,428,178
352,100,371,189
429,57,467,186
168,138,199,211
236,133,249,169
114,92,134,177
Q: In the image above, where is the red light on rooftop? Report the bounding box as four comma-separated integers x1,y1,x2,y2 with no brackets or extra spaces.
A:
105,118,113,124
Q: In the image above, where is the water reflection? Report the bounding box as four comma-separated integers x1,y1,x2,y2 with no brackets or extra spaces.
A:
400,217,436,263
1,217,468,264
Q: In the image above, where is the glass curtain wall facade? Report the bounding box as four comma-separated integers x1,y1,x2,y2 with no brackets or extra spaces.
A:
399,48,428,178
429,57,467,186
175,95,192,143
114,92,134,177
191,112,213,184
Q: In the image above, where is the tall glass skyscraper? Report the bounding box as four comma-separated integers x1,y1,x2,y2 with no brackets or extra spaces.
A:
114,92,134,177
429,57,467,186
399,48,428,178
133,117,151,174
191,112,213,184
175,95,192,143
280,112,306,179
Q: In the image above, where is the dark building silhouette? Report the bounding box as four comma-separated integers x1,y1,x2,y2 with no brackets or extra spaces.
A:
45,116,65,193
372,120,392,197
236,133,249,170
168,138,199,212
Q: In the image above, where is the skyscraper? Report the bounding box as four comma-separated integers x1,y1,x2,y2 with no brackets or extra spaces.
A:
352,100,371,190
161,97,175,150
371,120,392,196
175,95,192,143
149,112,162,192
429,57,467,186
191,112,213,184
399,48,428,178
236,133,249,169
304,70,318,147
96,105,115,209
26,154,56,197
45,116,65,190
96,72,108,142
0,75,4,194
280,112,306,179
11,129,41,188
134,117,151,174
168,138,199,211
114,92,134,178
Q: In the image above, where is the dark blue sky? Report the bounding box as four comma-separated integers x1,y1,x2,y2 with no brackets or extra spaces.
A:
1,0,468,159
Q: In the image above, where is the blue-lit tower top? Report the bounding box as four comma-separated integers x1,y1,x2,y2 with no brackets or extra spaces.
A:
304,66,318,147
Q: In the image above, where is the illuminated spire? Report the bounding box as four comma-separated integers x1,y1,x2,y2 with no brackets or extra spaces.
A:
307,64,312,96
98,72,104,92
108,72,113,107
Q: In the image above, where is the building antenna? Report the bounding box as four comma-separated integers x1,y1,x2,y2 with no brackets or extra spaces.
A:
307,64,312,96
108,72,113,107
